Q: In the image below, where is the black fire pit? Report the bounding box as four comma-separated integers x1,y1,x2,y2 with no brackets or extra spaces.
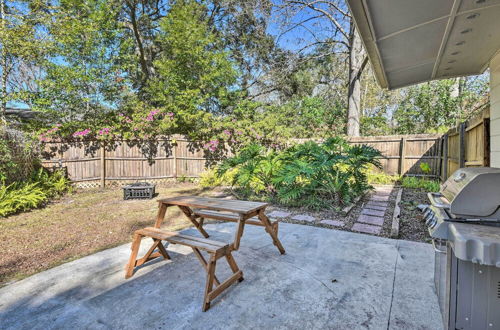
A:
123,182,156,200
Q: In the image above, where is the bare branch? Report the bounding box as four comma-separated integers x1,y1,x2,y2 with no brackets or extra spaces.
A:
285,0,349,41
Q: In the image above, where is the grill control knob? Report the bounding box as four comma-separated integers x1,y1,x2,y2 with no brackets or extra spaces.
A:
425,214,437,228
424,211,433,223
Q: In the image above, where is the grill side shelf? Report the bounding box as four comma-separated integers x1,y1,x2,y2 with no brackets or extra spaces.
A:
448,222,500,267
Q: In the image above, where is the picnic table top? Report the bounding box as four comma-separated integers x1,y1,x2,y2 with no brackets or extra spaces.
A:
157,196,268,215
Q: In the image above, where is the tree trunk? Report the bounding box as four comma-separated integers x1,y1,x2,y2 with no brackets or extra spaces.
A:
451,77,464,124
346,24,366,137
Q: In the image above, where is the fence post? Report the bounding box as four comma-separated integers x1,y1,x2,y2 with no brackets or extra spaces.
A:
100,143,106,189
399,137,406,176
484,117,490,167
459,123,466,168
436,136,442,179
442,134,449,180
172,141,178,179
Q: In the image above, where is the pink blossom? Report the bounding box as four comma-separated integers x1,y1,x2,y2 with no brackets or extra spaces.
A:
98,127,111,135
204,140,219,152
44,125,60,135
223,129,231,136
146,109,160,121
166,112,174,118
72,129,91,137
236,130,243,135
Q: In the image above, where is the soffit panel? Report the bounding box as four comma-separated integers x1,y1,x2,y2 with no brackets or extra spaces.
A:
365,0,453,39
458,0,500,13
348,0,500,89
387,63,435,89
436,5,500,78
378,18,447,73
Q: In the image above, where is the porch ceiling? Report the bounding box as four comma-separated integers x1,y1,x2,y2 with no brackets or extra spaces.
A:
347,0,500,89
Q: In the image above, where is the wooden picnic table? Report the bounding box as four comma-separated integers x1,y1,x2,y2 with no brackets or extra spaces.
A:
155,196,285,254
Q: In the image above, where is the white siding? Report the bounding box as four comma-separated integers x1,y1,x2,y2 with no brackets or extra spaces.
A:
491,51,500,167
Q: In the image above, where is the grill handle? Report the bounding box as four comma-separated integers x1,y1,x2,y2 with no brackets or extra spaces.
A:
431,238,447,254
427,192,450,209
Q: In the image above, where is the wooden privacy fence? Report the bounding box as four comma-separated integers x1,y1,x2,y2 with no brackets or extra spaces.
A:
352,105,491,181
41,136,212,188
41,107,490,188
439,106,490,181
348,134,443,178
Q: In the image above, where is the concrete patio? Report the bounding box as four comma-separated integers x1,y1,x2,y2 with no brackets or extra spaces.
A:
0,223,442,329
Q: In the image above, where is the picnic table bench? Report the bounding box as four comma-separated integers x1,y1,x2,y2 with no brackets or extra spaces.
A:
125,196,285,311
125,227,243,311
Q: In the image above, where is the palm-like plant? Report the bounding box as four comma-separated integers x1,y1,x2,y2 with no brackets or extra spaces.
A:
215,137,382,209
217,144,284,195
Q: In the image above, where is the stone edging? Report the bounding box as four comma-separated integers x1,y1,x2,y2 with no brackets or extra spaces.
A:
390,188,403,238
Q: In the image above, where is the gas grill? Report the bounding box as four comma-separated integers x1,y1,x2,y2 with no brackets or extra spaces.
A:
420,168,500,330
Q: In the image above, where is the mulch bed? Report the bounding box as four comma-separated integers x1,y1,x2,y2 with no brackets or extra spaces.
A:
265,185,398,238
264,186,429,243
398,188,431,243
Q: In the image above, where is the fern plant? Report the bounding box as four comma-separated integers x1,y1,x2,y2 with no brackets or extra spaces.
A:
0,168,71,217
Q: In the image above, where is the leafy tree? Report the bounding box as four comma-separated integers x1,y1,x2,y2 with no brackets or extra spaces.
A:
147,0,237,116
0,0,50,116
392,77,488,134
33,0,126,125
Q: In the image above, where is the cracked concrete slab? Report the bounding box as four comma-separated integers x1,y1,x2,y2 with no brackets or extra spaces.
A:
0,223,442,330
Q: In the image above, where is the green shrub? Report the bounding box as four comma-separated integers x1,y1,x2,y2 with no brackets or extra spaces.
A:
0,182,47,217
214,137,382,209
401,176,440,192
419,162,432,174
366,170,401,185
199,167,237,188
0,125,39,184
0,168,71,217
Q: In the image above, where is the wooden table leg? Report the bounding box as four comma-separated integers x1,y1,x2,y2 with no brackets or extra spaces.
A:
154,203,169,228
257,209,286,254
192,247,221,285
232,216,245,251
178,206,210,238
202,255,217,312
125,233,142,278
226,252,244,282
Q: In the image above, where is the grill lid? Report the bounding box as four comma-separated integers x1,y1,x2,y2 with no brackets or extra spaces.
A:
440,168,500,218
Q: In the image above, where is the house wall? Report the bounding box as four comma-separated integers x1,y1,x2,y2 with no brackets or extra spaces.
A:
491,51,500,168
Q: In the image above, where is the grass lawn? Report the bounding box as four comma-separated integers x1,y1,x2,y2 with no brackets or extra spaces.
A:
0,183,222,286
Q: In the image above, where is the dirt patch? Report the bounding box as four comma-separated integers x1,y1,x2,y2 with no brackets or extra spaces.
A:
398,188,431,243
0,183,223,286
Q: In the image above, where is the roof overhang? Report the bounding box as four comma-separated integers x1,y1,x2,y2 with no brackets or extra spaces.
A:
347,0,500,90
